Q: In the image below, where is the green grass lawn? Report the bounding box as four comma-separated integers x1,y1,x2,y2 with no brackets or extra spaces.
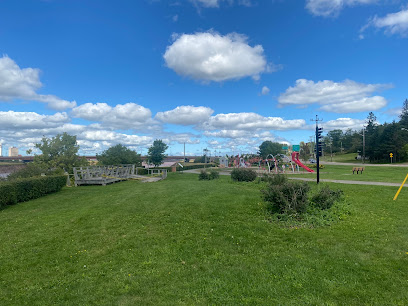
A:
1,173,408,304
319,152,362,163
290,164,408,184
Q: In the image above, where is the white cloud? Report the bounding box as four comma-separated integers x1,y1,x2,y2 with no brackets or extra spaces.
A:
172,15,178,22
324,117,366,130
0,111,70,130
201,112,306,131
190,0,253,8
306,0,377,17
261,86,270,95
278,79,389,113
164,32,270,82
71,102,157,130
155,106,214,125
362,9,408,37
0,55,76,110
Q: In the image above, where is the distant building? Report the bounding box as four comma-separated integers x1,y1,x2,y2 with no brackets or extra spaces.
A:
8,146,18,157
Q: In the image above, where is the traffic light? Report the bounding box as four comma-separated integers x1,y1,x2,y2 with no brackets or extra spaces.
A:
316,127,323,156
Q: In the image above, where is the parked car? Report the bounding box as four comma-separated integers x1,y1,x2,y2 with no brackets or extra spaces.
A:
308,158,316,164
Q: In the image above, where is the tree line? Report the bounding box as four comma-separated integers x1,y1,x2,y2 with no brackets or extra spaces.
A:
302,99,408,163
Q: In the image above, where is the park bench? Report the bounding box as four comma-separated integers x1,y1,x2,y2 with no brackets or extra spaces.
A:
352,167,364,174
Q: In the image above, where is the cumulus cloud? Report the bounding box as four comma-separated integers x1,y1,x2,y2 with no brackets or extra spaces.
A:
361,9,408,37
306,0,377,17
0,55,76,110
155,106,214,125
0,111,70,130
163,32,270,82
260,86,270,95
71,102,157,130
200,112,306,131
324,117,366,130
278,79,389,113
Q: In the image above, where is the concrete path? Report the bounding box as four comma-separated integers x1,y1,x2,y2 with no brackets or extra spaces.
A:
319,161,408,168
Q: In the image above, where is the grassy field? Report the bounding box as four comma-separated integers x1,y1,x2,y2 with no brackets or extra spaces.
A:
289,164,408,184
319,152,362,163
1,173,408,304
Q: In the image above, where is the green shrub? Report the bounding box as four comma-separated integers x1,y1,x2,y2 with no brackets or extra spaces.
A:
310,185,343,210
0,175,66,209
209,169,219,180
262,181,310,215
231,168,257,182
198,169,220,180
198,170,209,180
260,173,287,184
306,164,325,169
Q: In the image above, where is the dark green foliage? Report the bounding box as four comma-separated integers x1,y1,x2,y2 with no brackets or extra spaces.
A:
310,185,343,210
198,169,219,180
97,144,141,165
260,173,287,184
147,139,168,167
209,169,219,180
231,168,257,182
258,141,283,159
262,181,310,215
198,170,209,180
34,132,86,173
7,163,50,180
0,175,66,208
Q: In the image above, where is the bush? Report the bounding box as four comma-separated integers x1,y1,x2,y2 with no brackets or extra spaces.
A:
260,173,287,184
198,170,209,180
310,185,343,210
306,164,325,169
262,181,310,215
209,169,219,180
198,169,219,180
231,168,257,182
0,175,67,209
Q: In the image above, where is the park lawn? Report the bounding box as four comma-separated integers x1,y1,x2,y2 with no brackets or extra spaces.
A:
289,164,408,184
1,173,408,305
319,152,362,163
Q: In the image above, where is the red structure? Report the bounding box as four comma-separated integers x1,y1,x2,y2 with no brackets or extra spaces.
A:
291,152,314,173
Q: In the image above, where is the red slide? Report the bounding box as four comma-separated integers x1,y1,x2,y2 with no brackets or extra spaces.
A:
291,152,314,173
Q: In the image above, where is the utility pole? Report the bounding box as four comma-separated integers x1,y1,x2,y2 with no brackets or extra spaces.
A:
311,115,323,184
362,127,365,164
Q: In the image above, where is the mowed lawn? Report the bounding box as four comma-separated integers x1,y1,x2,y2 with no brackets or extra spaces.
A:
289,164,408,184
1,174,408,305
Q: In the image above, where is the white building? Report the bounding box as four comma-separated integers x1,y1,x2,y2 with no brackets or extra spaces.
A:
8,146,18,157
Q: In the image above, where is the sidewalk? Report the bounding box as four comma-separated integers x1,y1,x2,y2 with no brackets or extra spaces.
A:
288,177,406,187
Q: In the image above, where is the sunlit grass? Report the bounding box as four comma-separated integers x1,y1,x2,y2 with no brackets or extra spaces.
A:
1,173,408,304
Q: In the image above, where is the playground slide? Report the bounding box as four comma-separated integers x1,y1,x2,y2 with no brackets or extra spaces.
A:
291,152,314,173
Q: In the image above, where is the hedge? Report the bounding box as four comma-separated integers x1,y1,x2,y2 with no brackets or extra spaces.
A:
0,175,67,209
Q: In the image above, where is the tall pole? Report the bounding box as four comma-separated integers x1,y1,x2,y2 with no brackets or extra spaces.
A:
316,124,320,184
311,115,323,184
362,127,365,164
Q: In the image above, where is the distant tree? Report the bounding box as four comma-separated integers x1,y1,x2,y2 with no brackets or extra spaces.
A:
34,133,86,173
147,139,168,167
299,141,310,161
97,144,141,165
258,141,283,159
327,129,343,153
400,98,408,127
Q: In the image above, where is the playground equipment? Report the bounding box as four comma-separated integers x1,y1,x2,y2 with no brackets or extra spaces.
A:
291,152,314,173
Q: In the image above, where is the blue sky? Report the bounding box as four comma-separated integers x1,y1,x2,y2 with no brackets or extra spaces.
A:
0,0,407,156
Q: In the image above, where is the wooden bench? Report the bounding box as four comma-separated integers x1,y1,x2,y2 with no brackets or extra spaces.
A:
352,167,364,174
